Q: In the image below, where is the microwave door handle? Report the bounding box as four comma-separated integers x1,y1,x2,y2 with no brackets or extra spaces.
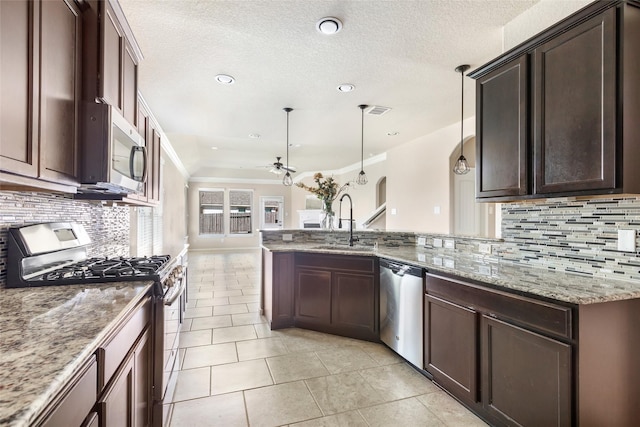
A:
129,146,148,182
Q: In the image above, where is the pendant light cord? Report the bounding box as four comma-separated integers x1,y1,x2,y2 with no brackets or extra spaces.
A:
286,110,290,170
361,106,364,171
460,68,464,157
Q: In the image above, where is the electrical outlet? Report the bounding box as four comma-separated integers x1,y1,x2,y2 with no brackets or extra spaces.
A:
444,239,455,249
417,237,426,246
478,265,491,276
418,254,426,262
479,243,492,254
433,206,441,215
433,257,443,266
282,234,293,241
617,229,636,252
444,259,455,269
433,238,443,248
391,208,397,215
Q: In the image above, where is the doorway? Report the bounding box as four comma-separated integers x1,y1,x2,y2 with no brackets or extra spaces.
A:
259,196,284,230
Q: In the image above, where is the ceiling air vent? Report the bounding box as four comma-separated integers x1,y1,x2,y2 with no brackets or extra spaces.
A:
367,106,391,116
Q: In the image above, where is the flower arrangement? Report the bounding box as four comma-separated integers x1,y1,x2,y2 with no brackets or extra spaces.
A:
296,173,350,229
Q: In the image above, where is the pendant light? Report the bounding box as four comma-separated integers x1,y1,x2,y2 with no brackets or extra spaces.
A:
453,64,471,175
282,107,293,186
356,104,368,185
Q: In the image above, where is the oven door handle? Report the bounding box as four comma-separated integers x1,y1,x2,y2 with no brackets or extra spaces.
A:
164,276,186,306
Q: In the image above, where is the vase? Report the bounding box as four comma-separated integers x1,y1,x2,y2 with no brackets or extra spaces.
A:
320,200,335,230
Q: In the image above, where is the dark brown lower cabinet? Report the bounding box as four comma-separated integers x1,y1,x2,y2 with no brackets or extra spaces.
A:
293,253,378,341
425,273,573,427
424,294,478,406
99,327,152,427
482,315,571,427
262,250,295,329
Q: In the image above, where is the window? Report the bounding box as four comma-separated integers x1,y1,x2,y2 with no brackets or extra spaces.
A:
229,190,252,234
198,189,254,236
200,189,224,234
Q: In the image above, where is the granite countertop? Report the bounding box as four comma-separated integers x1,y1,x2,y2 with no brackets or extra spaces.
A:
0,281,153,426
263,243,640,305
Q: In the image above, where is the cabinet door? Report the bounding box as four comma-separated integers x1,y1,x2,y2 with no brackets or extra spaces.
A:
482,315,571,427
100,352,134,427
424,294,478,405
295,268,332,326
476,55,528,199
101,2,123,110
533,8,616,195
123,42,138,126
1,0,38,178
38,0,80,185
133,329,152,427
332,272,377,341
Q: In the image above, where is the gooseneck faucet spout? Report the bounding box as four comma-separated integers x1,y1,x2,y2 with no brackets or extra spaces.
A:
339,193,358,246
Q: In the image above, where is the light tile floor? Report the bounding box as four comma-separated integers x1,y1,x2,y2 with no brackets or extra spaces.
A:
168,250,487,427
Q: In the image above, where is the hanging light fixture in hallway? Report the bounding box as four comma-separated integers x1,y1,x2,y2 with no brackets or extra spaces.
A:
282,107,293,186
356,104,368,185
453,64,471,175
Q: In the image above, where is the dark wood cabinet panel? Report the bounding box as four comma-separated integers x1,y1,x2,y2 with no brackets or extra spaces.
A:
476,55,528,198
123,43,138,126
100,351,135,427
332,272,377,341
295,268,332,326
38,0,81,185
262,250,294,329
533,8,616,195
0,0,37,177
133,328,152,426
101,4,123,110
482,315,571,427
424,294,478,405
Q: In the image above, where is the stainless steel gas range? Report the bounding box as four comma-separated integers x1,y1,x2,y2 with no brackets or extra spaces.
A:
6,222,186,426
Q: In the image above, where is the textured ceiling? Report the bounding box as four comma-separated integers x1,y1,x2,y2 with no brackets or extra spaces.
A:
120,0,539,179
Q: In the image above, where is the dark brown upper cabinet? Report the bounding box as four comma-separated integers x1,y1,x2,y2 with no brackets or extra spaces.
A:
0,0,81,193
471,0,640,202
82,0,142,128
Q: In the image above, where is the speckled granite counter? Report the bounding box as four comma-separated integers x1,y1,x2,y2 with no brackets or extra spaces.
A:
0,282,153,426
262,244,640,305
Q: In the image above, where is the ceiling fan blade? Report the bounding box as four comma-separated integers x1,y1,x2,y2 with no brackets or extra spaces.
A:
283,165,296,173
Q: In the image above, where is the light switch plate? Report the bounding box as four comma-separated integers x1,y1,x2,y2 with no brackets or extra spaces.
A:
418,254,426,262
391,208,397,215
444,239,455,249
433,257,443,266
444,259,455,269
479,243,492,254
417,237,426,246
282,234,293,241
433,238,443,248
618,229,636,252
433,206,441,215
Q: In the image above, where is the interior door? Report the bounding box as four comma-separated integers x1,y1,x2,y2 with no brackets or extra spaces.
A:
260,196,284,230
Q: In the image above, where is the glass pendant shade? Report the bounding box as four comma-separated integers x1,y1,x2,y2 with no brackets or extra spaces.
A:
357,104,368,185
453,155,470,175
283,107,293,186
282,171,293,186
356,170,368,185
453,64,471,175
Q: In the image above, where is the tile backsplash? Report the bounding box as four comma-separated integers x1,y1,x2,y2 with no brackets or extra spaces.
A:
0,191,130,288
499,197,640,281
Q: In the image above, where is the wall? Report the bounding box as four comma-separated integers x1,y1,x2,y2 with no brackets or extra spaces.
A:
385,118,474,233
188,180,291,250
290,158,387,230
503,0,593,51
0,192,130,288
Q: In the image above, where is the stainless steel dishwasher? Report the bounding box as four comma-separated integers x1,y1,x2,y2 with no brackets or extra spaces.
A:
380,258,424,369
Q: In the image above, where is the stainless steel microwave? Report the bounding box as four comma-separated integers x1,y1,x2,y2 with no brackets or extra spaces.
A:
79,103,147,195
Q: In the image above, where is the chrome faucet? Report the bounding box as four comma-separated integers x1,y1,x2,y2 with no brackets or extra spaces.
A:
339,193,358,246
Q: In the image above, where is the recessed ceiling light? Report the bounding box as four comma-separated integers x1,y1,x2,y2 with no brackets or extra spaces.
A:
211,146,218,150
337,84,355,92
249,133,260,139
387,131,399,136
316,17,342,35
215,74,235,84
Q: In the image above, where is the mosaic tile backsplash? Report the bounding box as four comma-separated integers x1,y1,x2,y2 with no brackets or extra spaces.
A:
498,197,640,281
0,191,130,288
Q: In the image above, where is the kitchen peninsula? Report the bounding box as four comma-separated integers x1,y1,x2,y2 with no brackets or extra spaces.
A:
261,229,640,426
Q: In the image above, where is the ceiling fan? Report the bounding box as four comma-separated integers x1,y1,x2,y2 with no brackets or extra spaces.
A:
265,157,296,175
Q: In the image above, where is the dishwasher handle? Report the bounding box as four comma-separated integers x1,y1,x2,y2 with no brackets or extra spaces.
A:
380,259,423,278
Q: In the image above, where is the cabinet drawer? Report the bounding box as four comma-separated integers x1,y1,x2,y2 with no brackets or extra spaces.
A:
296,253,375,273
425,273,573,340
41,356,97,427
98,296,152,389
